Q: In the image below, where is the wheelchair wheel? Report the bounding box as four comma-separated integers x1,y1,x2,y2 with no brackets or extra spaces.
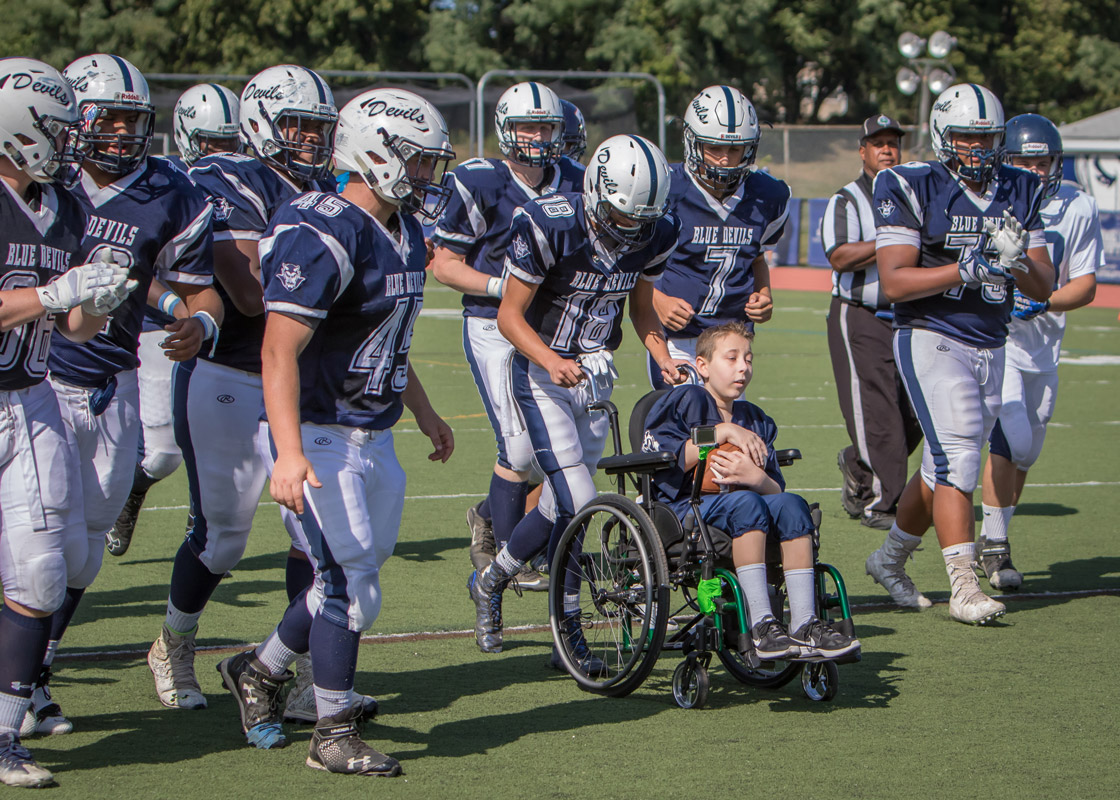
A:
549,494,669,697
801,660,840,702
672,659,710,709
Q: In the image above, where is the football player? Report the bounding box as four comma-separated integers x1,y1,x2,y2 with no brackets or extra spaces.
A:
106,83,244,558
559,98,587,163
978,114,1101,589
432,82,584,587
467,134,686,665
0,57,134,789
26,54,222,735
649,85,787,387
866,84,1054,624
146,66,338,717
216,89,454,774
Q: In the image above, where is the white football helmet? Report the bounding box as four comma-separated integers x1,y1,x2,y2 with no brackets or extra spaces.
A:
495,82,564,167
173,83,243,165
560,99,587,162
64,53,154,175
240,65,338,182
0,57,81,184
930,83,1005,186
335,89,455,223
583,134,672,253
683,85,760,190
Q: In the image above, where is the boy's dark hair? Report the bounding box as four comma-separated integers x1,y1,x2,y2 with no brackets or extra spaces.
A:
696,321,754,362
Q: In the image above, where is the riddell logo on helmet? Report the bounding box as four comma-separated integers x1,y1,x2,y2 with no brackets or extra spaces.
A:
243,83,285,101
114,91,144,103
0,71,73,105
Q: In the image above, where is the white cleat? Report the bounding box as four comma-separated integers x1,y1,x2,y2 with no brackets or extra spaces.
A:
866,544,932,609
0,734,55,788
19,669,73,737
149,625,207,709
947,558,1006,625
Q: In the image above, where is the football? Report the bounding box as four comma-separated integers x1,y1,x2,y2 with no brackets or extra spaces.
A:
700,442,742,494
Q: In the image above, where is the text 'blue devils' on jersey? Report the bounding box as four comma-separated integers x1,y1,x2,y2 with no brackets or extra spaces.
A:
190,153,336,373
873,161,1045,348
641,384,785,516
659,164,789,337
0,182,88,391
260,192,427,430
49,158,214,387
504,192,679,358
433,157,584,319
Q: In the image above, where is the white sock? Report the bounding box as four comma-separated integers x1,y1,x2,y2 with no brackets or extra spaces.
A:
735,564,775,629
784,568,816,633
942,541,975,564
164,601,202,636
313,685,352,720
0,692,30,737
495,547,524,576
563,594,580,615
888,523,923,547
255,631,299,677
981,504,1015,543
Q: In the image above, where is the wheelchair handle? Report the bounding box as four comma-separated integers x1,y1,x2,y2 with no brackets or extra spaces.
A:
588,399,625,494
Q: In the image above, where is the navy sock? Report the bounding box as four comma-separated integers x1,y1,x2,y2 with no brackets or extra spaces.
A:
285,551,315,602
0,606,50,699
48,586,85,644
490,474,529,551
478,495,491,521
506,506,555,563
276,588,314,653
308,612,359,691
168,539,225,615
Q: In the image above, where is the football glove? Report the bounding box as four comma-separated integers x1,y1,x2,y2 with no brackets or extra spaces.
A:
984,209,1030,273
37,251,136,314
958,247,1011,287
578,350,618,403
1011,289,1050,320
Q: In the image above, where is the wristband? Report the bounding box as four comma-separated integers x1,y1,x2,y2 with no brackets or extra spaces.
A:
158,291,182,317
485,276,503,299
191,310,219,341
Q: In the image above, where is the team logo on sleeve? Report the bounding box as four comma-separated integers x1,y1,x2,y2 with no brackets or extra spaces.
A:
512,234,530,260
278,263,306,292
877,198,896,218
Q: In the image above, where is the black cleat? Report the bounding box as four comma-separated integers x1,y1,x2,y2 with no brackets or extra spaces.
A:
216,650,291,749
307,704,402,777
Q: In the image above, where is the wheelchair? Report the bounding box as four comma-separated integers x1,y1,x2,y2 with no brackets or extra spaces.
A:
547,390,856,709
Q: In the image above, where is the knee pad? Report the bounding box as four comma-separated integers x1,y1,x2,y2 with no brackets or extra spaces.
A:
68,538,104,590
15,552,67,613
341,569,382,633
943,446,982,492
198,529,251,575
504,429,535,474
140,449,183,482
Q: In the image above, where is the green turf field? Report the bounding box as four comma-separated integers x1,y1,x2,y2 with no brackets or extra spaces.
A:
31,287,1120,798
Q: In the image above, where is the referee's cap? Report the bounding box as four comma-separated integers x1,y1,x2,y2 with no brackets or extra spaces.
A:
860,114,905,142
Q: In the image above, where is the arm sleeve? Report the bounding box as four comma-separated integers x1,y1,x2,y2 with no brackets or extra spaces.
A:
156,196,214,285
432,172,485,254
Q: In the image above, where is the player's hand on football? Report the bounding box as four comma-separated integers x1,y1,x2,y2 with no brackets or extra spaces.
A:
716,423,768,468
985,210,1030,273
417,410,454,463
652,291,694,331
710,447,767,488
744,292,773,323
548,356,585,388
660,359,691,385
161,317,206,361
270,452,322,515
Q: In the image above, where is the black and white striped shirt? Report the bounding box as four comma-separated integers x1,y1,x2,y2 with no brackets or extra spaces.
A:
821,171,889,310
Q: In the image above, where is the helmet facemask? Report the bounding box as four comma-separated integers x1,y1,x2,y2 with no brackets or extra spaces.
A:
75,100,154,175
255,106,337,182
500,117,562,168
372,128,453,223
683,127,757,192
20,107,82,185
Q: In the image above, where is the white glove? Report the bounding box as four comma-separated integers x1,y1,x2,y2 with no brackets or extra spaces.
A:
81,271,139,316
37,252,135,314
958,247,1011,287
983,209,1030,273
578,350,618,403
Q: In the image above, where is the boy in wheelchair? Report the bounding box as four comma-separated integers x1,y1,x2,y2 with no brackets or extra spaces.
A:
642,322,860,661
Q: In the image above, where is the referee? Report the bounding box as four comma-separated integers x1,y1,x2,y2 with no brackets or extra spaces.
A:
822,114,922,529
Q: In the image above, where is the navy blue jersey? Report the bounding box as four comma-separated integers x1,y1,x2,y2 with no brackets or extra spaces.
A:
190,153,335,373
641,384,785,516
873,161,1046,348
658,164,789,338
49,158,214,387
260,192,426,430
0,182,88,391
433,157,585,319
504,192,679,358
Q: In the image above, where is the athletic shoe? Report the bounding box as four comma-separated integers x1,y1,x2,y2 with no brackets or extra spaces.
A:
788,618,861,660
467,501,495,571
216,650,291,749
283,655,379,724
307,703,401,777
946,557,1006,625
467,561,510,653
515,564,549,592
750,618,799,660
0,734,54,788
19,667,72,737
975,536,1023,590
550,611,608,677
105,476,153,556
837,447,867,519
866,536,933,610
861,511,896,531
149,625,207,709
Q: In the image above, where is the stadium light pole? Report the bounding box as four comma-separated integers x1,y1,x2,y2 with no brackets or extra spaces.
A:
895,31,957,156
